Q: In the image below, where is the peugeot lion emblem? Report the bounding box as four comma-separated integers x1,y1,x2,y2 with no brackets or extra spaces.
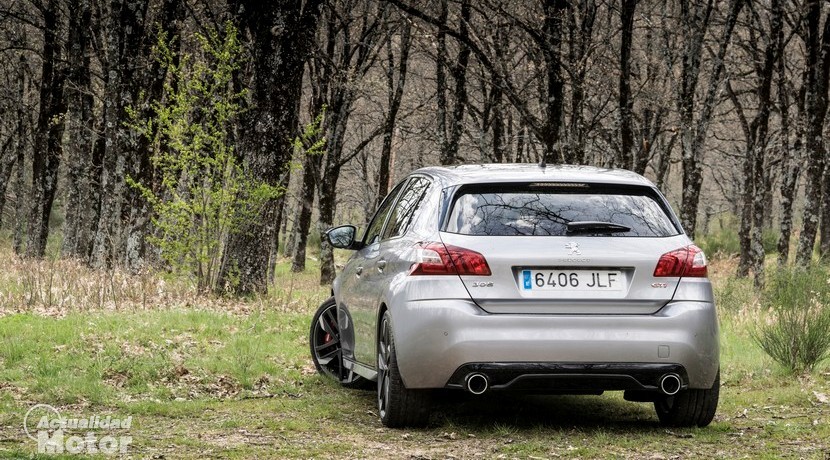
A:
565,242,581,255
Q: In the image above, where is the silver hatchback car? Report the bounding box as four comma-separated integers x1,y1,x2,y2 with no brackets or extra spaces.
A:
310,164,719,428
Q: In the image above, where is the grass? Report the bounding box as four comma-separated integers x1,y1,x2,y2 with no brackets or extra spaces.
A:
752,265,830,373
0,247,828,458
696,214,780,258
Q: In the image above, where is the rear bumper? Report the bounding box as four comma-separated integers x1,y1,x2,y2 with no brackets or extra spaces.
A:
445,362,689,393
390,299,719,389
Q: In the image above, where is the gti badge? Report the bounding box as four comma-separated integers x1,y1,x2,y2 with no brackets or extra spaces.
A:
565,242,581,255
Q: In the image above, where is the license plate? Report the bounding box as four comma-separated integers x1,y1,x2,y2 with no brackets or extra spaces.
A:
521,269,624,291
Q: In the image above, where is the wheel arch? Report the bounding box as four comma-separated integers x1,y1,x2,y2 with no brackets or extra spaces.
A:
376,302,389,357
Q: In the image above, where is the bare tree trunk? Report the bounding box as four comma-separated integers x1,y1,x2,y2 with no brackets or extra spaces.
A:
290,155,320,273
748,0,782,286
376,21,412,206
290,13,336,272
727,79,754,277
779,55,804,266
654,133,675,192
219,0,324,294
91,0,150,268
27,0,67,258
618,0,636,170
437,0,471,165
0,139,14,228
731,0,780,283
0,55,27,232
778,142,799,264
796,3,830,266
318,161,341,285
566,1,596,165
125,0,184,272
819,163,830,257
492,95,506,162
678,0,743,238
62,0,94,259
13,62,27,255
436,0,449,164
541,0,567,163
268,172,292,281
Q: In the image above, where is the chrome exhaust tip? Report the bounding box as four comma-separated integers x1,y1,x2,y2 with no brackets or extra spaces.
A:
659,373,682,396
465,373,489,395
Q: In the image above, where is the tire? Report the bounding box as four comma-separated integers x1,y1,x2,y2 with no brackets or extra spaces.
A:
309,297,369,389
654,371,720,427
377,311,431,427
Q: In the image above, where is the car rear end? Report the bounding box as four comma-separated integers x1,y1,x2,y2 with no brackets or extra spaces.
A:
391,177,719,404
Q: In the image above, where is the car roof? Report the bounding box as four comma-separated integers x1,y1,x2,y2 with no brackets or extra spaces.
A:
412,163,655,188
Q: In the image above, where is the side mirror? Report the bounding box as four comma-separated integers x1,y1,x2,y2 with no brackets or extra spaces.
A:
326,225,361,250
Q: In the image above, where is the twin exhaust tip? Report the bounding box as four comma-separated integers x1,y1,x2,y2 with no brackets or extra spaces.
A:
659,373,682,395
464,372,681,396
465,373,489,395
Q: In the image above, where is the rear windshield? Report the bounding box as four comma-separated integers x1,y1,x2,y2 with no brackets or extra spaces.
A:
445,185,679,237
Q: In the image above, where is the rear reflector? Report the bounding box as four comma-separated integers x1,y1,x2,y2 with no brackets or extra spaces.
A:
653,245,707,278
410,242,491,276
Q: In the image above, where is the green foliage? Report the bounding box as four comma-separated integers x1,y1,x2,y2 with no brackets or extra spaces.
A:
752,265,830,373
127,23,281,292
697,214,780,258
292,107,327,157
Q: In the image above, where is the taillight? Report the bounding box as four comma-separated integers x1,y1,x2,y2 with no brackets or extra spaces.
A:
410,242,491,276
653,245,707,277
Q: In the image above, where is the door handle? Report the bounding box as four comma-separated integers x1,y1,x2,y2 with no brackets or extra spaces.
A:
377,260,387,272
355,266,363,276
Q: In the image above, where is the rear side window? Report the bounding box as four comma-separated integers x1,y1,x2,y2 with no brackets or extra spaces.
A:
363,181,406,246
446,185,678,237
383,177,430,239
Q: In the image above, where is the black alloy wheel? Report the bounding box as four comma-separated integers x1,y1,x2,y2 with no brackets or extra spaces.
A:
377,311,430,427
310,297,344,380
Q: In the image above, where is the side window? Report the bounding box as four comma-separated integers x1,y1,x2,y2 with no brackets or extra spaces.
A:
383,177,431,240
363,181,406,246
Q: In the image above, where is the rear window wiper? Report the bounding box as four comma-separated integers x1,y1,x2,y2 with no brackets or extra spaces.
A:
566,221,632,234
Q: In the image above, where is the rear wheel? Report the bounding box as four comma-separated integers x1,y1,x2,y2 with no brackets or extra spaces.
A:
654,371,720,427
309,297,367,388
377,312,431,427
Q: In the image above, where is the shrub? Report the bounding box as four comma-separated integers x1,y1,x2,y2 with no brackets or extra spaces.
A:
127,23,280,292
752,265,830,373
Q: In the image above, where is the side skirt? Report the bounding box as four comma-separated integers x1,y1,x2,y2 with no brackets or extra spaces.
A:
344,358,378,382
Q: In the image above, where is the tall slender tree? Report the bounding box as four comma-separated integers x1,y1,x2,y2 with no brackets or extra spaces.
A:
26,0,67,258
795,1,830,266
676,0,744,238
436,0,471,165
617,0,636,170
90,0,150,268
61,0,95,259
